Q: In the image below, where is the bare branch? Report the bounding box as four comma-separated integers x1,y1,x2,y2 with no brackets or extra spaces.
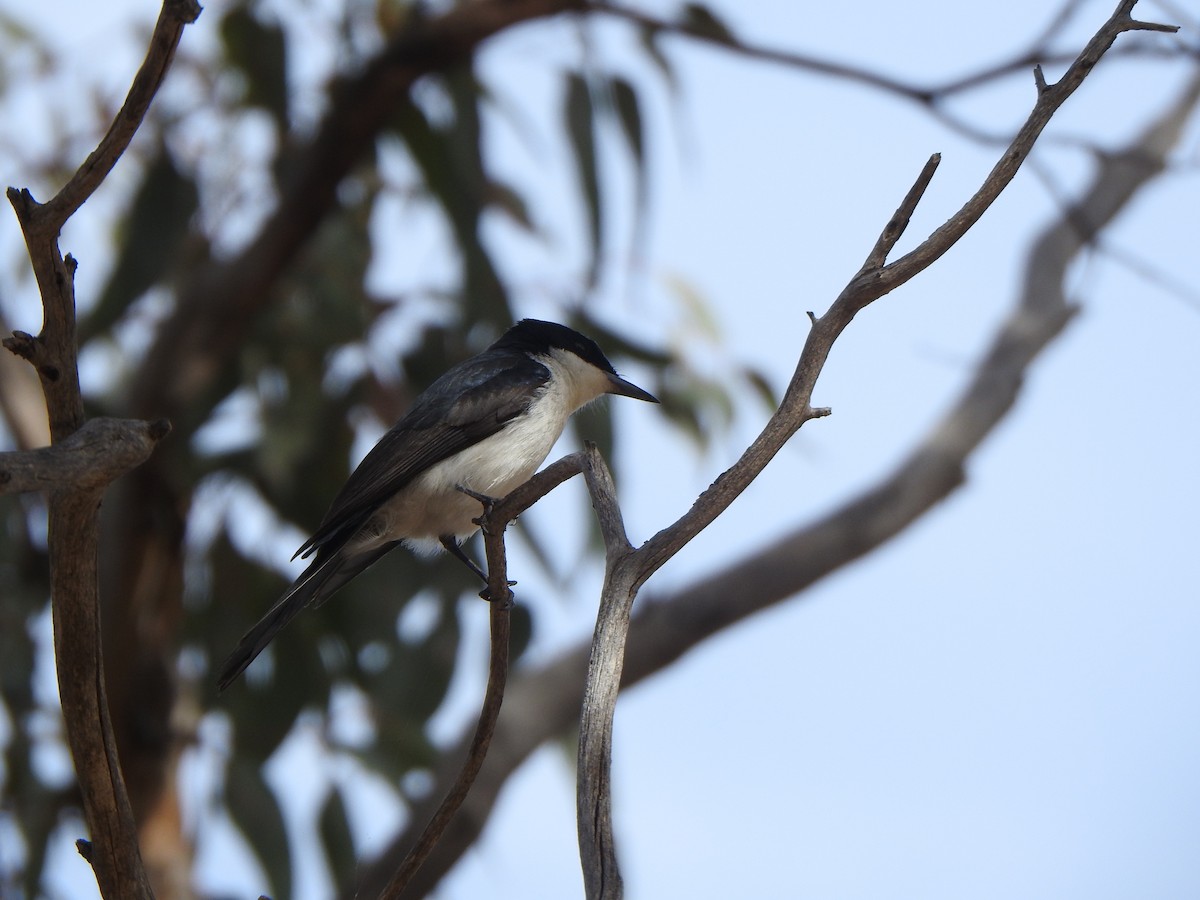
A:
0,317,51,450
630,0,1178,594
48,484,156,899
861,153,942,271
575,446,636,899
41,0,201,231
590,0,1181,106
0,417,170,495
491,450,590,522
376,451,592,896
624,67,1200,698
869,1,1179,302
378,597,511,899
570,2,1180,894
4,1,199,897
342,65,1198,897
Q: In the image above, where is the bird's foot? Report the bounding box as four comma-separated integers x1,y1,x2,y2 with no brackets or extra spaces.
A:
440,535,489,582
456,483,499,511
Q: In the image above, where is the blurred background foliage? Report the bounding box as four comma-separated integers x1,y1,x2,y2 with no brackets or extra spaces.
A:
0,0,774,896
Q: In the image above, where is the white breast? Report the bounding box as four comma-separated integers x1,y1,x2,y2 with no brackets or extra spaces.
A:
347,348,613,552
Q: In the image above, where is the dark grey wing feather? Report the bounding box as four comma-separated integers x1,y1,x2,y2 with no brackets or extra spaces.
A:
215,541,399,691
293,351,550,561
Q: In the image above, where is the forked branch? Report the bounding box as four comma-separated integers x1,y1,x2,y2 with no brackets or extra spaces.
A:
4,1,199,897
574,2,1178,897
337,5,1188,897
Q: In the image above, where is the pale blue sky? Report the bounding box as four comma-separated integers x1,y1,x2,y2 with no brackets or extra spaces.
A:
4,1,1198,899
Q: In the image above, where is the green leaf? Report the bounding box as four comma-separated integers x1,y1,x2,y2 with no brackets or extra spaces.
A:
662,271,722,339
319,787,357,888
637,23,678,93
656,383,706,447
573,401,615,471
609,77,644,174
509,600,534,664
487,178,537,234
742,364,781,412
564,72,602,288
83,149,198,342
220,6,289,130
609,76,648,230
681,3,737,43
225,760,292,900
391,71,509,329
577,314,673,368
446,68,510,325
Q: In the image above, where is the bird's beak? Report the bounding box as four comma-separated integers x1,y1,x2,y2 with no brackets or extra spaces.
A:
606,373,659,403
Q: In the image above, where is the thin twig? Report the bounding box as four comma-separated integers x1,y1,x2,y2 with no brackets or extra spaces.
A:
42,0,202,230
377,593,511,900
376,453,589,897
860,153,942,273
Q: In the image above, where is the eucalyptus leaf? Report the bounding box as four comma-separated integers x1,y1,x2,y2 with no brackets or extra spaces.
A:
564,72,602,288
83,150,198,343
219,6,289,130
225,759,292,900
319,786,357,889
681,3,737,43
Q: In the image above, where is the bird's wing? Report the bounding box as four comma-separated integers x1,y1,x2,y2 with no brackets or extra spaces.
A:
293,351,550,561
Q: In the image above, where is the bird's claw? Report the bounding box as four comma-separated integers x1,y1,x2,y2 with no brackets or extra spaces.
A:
479,582,517,607
456,484,499,510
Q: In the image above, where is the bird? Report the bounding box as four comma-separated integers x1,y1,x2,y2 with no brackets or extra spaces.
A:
216,318,658,690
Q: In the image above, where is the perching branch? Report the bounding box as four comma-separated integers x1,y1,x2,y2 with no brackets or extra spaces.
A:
342,53,1197,899
376,453,592,897
377,589,512,900
4,1,198,897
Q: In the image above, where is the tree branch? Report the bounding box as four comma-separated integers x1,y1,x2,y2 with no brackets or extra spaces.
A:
573,2,1180,895
129,0,586,425
575,447,636,899
590,0,1181,127
632,0,1178,591
42,0,202,230
0,417,170,495
376,453,591,896
871,1,1178,298
4,1,198,896
378,594,511,900
342,63,1197,896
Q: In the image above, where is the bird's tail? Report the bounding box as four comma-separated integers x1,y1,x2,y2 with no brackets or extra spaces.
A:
216,543,397,691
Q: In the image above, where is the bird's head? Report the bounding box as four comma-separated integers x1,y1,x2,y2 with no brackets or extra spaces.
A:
494,319,659,407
